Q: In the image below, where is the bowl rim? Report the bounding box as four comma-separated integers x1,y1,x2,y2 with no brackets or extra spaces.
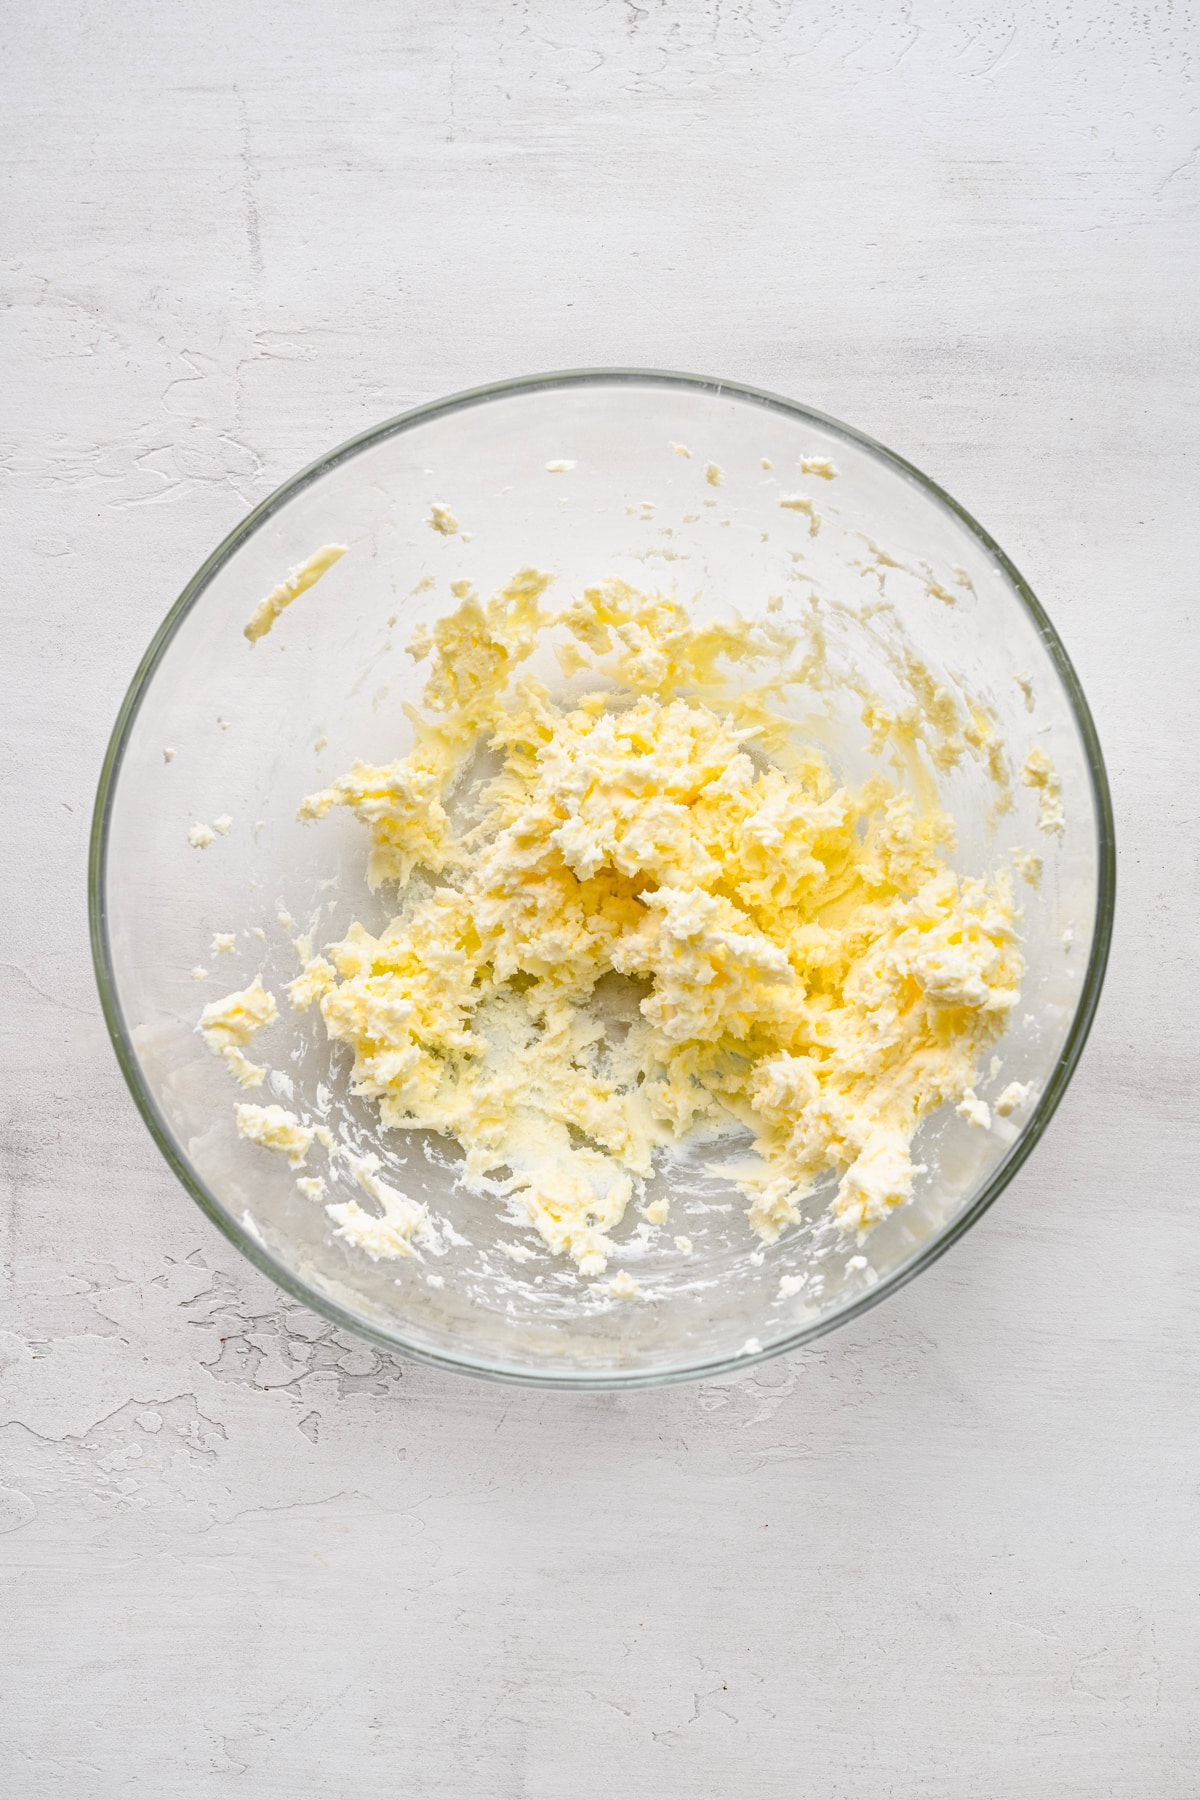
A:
88,366,1117,1390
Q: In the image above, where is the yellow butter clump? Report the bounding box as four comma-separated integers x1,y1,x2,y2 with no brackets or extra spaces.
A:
295,576,1022,1271
199,976,278,1087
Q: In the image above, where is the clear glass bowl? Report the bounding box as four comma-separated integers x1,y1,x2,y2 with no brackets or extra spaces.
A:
90,371,1114,1388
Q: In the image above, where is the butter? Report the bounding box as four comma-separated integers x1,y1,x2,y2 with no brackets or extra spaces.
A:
779,493,821,535
606,1270,641,1298
956,1089,991,1130
326,1152,430,1259
287,956,337,1011
199,976,278,1087
244,545,346,643
293,576,1023,1266
995,1080,1032,1117
1020,747,1064,835
1011,846,1042,888
235,1103,314,1165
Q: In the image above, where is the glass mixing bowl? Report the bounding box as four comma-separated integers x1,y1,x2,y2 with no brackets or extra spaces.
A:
90,371,1114,1388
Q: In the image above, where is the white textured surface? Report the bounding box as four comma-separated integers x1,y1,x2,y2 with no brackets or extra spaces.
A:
3,4,1197,1793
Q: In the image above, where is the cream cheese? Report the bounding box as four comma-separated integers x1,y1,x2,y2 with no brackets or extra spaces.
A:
326,1152,430,1259
995,1080,1032,1117
235,1103,315,1165
199,976,278,1087
428,504,459,536
779,493,821,535
243,545,346,644
1020,747,1064,835
289,576,1023,1266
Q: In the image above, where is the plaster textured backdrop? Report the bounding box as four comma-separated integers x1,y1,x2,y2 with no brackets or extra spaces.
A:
3,4,1198,1795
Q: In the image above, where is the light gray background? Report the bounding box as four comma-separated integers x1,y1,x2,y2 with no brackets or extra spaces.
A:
3,4,1196,1795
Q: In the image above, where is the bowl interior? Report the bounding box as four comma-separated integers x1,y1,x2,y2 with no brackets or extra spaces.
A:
93,374,1111,1384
